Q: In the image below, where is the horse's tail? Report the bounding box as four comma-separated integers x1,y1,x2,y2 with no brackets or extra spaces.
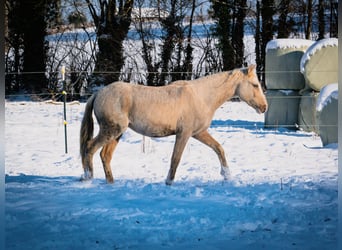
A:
80,94,96,160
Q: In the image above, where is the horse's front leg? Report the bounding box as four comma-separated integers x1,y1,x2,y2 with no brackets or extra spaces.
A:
166,132,191,185
193,130,231,180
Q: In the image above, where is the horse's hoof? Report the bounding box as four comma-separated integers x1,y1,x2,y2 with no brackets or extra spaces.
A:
80,177,89,182
106,178,114,184
220,167,231,180
165,178,174,186
80,174,92,182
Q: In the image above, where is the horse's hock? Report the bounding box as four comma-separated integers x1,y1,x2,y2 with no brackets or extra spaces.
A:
264,38,338,146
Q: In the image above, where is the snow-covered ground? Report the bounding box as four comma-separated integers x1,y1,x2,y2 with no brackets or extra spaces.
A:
5,100,338,249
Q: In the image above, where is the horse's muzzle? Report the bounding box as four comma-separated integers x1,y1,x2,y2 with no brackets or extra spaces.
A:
259,104,268,113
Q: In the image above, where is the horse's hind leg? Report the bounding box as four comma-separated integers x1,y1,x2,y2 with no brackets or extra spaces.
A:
100,136,121,183
193,130,230,180
82,133,110,181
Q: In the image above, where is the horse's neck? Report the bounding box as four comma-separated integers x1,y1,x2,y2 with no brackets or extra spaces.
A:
195,71,238,110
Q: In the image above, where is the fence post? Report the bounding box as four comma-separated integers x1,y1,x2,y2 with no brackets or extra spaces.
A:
61,66,68,154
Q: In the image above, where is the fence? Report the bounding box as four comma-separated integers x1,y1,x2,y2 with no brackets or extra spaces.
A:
5,69,338,133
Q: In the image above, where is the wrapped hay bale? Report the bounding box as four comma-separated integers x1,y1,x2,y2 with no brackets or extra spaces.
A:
264,90,300,129
265,39,314,90
298,90,319,133
300,38,338,91
316,83,338,146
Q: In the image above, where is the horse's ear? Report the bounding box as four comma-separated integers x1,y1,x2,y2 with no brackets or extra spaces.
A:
248,65,256,75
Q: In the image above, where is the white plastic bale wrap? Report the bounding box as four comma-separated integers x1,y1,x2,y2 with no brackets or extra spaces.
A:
298,90,319,133
265,39,314,90
316,83,338,146
264,90,300,129
300,38,338,91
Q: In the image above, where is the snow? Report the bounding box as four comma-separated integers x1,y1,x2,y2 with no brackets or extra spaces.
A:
266,39,314,52
131,8,169,19
300,38,338,73
279,90,296,96
5,100,338,249
316,83,338,112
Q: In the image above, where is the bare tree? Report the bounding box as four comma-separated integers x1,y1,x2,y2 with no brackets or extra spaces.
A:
260,0,274,85
210,0,247,70
182,0,196,80
255,0,262,82
329,0,338,37
85,0,134,86
277,0,291,38
158,0,185,84
130,0,197,86
233,0,247,67
130,1,162,85
5,0,49,95
305,0,313,39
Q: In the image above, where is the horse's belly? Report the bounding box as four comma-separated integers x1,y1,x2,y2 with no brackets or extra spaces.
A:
128,104,181,137
129,122,176,137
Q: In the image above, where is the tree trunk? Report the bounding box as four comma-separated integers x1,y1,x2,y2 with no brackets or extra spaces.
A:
278,0,290,38
255,0,263,87
329,0,338,37
21,0,47,93
211,0,234,71
260,0,274,86
86,0,134,86
318,0,325,40
233,0,247,67
305,0,312,39
182,0,196,80
159,0,180,85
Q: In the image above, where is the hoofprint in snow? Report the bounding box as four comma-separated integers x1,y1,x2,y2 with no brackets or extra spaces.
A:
5,100,337,249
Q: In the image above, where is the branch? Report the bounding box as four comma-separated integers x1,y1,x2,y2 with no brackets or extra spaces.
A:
84,0,99,26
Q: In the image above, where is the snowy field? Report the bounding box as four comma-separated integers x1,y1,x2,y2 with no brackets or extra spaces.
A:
5,100,338,249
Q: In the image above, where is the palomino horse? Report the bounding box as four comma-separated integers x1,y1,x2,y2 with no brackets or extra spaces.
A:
80,65,267,185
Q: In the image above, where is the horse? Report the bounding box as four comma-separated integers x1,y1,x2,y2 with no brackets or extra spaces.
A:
80,65,268,185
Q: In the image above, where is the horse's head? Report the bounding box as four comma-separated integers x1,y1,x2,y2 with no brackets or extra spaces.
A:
235,65,268,114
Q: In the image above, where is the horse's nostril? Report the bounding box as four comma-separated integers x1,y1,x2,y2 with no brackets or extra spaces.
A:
259,104,267,113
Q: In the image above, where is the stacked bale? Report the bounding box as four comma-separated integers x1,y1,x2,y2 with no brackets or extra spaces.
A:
264,39,314,129
298,38,338,141
315,83,338,146
297,90,319,133
300,38,338,91
265,90,301,129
